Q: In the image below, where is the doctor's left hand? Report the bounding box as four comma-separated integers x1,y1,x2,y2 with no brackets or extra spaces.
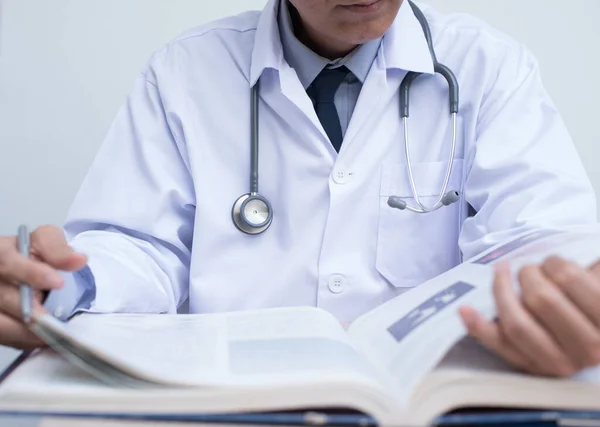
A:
460,257,600,377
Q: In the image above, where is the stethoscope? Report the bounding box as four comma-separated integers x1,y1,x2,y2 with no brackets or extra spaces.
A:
232,0,460,235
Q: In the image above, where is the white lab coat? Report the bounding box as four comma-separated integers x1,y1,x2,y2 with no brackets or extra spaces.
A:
53,0,596,323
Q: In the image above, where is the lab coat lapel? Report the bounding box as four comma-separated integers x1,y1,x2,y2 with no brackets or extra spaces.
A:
279,66,334,153
341,55,387,153
250,0,334,157
249,0,317,124
262,67,334,159
340,1,435,154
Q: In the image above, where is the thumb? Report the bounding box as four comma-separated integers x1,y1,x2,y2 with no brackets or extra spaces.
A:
30,226,87,271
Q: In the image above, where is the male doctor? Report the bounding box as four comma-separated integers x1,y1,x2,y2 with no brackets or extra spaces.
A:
1,0,600,378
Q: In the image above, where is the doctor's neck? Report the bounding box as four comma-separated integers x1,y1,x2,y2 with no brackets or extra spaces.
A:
287,0,402,59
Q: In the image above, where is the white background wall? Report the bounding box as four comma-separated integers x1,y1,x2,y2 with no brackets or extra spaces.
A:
0,0,599,370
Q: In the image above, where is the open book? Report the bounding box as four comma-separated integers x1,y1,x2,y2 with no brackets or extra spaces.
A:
2,226,600,426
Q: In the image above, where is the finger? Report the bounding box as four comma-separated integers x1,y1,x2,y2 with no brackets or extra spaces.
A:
0,313,46,350
542,256,600,326
31,226,87,271
0,280,47,322
459,306,540,373
521,263,600,369
0,247,65,290
496,263,577,377
590,259,600,278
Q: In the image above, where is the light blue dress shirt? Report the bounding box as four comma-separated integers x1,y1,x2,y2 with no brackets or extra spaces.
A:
44,266,94,319
45,0,383,320
278,0,381,136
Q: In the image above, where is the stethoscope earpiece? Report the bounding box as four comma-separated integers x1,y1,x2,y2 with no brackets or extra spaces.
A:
441,190,460,206
387,197,408,211
388,190,460,213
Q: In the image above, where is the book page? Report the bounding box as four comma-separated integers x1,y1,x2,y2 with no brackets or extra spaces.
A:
347,225,600,406
31,306,383,390
404,337,600,426
0,347,396,424
348,263,495,404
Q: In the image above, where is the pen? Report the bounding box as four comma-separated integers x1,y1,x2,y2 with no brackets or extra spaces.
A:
17,225,32,323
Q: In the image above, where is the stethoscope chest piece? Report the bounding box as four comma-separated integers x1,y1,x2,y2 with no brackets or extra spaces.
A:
232,193,273,235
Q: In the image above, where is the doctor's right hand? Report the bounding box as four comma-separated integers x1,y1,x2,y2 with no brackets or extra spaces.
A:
0,226,87,350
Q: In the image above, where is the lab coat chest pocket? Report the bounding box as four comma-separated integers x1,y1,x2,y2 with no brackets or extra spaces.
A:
376,159,464,288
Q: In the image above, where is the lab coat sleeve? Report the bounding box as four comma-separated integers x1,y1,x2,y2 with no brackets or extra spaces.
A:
61,65,195,315
459,44,597,260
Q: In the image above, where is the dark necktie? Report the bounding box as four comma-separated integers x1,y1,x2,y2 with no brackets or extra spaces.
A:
306,66,350,152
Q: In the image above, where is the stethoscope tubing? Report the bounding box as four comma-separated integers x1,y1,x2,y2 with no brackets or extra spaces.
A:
402,112,458,213
233,0,461,234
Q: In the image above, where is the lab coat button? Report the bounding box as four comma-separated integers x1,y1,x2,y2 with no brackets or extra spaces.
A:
332,169,352,184
328,275,347,294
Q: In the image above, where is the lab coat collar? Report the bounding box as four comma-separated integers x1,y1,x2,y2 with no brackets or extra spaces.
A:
381,0,435,74
250,0,435,87
250,0,284,87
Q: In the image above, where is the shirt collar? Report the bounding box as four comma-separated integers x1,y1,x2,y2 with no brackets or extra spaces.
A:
250,0,435,87
278,0,381,89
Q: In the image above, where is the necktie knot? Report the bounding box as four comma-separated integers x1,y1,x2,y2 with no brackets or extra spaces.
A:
307,66,350,104
306,66,351,152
